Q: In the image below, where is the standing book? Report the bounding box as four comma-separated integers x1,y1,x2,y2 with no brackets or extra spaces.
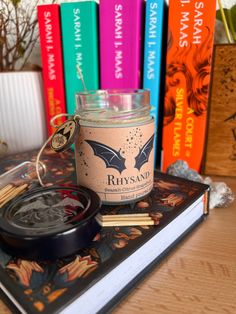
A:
99,0,144,89
0,150,209,314
60,1,99,115
161,0,217,172
37,4,66,136
143,0,166,166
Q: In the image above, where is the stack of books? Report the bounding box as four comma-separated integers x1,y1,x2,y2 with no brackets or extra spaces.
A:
37,0,217,170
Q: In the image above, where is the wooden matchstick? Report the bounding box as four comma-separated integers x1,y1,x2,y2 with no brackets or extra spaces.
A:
0,183,28,208
95,211,163,227
0,184,14,199
0,186,17,203
96,218,158,227
96,213,150,221
98,216,153,222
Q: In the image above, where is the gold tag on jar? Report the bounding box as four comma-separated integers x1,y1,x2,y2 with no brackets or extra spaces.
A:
51,118,80,153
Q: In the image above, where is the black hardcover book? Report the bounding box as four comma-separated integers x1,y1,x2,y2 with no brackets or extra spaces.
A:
0,149,209,314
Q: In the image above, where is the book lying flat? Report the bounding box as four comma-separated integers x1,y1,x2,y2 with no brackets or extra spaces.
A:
0,150,209,314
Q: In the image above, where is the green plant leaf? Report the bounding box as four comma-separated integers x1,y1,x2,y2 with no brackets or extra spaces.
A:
216,5,236,43
10,0,21,7
216,9,223,22
229,4,236,41
17,44,26,57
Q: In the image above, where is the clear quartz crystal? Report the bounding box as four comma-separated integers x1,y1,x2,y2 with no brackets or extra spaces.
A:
166,160,235,209
203,177,235,209
166,160,203,183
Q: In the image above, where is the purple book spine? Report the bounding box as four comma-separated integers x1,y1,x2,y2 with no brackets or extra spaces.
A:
99,0,144,89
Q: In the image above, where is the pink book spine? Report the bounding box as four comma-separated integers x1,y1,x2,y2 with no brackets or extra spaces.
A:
99,0,144,89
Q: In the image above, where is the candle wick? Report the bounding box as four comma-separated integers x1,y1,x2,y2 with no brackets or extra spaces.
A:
76,64,87,91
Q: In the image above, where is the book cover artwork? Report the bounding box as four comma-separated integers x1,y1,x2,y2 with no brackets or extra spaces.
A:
0,150,207,314
162,0,217,172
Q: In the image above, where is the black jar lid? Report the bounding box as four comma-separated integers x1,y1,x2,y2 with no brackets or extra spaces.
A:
0,185,101,260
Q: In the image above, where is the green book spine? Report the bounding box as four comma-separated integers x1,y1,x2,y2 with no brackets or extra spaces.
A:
60,1,99,115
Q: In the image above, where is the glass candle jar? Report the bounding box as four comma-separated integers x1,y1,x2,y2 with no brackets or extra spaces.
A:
75,89,154,204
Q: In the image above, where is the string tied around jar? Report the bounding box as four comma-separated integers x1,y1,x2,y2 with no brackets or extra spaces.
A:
35,112,83,187
35,64,87,187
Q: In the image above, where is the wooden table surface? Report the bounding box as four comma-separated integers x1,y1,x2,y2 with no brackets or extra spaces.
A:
113,176,236,314
0,176,236,314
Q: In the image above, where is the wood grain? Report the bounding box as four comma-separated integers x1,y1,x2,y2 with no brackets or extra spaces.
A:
0,177,236,314
204,44,236,176
113,176,236,314
0,301,11,314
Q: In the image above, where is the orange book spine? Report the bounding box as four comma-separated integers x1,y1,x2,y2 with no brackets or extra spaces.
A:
162,0,216,172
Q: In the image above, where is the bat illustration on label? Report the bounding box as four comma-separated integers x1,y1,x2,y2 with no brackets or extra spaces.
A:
134,134,154,171
86,140,126,174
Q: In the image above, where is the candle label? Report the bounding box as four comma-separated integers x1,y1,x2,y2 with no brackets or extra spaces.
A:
75,120,154,204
